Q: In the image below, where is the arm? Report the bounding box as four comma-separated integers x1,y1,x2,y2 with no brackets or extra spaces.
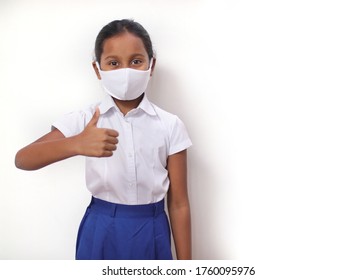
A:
167,149,192,260
15,128,78,170
15,108,119,171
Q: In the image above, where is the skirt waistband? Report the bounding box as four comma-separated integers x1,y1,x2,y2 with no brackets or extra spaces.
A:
88,197,165,218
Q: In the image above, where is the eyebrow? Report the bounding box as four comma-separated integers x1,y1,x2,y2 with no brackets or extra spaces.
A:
103,55,119,61
130,53,146,58
103,53,146,61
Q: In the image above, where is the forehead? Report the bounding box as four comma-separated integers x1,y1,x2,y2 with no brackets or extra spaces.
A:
101,32,147,58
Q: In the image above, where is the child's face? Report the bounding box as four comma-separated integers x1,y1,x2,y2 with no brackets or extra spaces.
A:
93,32,153,78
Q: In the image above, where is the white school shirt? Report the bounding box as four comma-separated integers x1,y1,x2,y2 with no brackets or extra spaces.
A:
52,94,192,205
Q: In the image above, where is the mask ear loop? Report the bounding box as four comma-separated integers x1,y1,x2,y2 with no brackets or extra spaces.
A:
92,50,100,68
148,58,154,70
95,61,102,71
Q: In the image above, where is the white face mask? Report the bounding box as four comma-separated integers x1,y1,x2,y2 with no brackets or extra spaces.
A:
96,60,152,101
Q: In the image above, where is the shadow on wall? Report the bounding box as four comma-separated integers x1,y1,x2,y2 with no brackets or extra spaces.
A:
148,65,225,259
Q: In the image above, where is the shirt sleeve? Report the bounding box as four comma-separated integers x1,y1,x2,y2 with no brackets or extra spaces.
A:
51,110,88,137
168,116,193,155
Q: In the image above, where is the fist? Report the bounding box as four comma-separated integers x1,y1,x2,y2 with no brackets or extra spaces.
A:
76,107,119,157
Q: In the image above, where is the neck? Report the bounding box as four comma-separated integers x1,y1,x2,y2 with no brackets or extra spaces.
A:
113,94,144,116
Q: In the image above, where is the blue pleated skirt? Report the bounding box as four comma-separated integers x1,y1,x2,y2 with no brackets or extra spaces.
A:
75,197,173,260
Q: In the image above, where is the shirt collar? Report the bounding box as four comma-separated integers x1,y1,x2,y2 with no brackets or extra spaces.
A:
98,94,157,116
138,94,156,116
98,94,116,115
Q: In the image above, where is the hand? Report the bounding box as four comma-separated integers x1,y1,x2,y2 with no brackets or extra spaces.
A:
75,107,119,157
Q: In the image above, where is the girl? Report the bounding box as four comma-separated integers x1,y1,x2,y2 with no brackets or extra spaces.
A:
15,19,192,260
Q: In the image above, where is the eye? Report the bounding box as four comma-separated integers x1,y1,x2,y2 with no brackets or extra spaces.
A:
109,60,119,67
131,59,143,65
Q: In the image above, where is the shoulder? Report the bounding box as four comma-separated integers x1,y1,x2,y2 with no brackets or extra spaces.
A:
150,103,184,131
51,99,103,137
151,103,178,121
148,102,192,155
59,97,109,121
149,102,190,137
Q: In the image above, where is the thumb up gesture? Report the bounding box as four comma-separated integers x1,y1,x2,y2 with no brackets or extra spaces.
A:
76,107,119,157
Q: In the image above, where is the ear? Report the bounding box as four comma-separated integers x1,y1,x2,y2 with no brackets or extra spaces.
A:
92,61,101,80
150,58,156,77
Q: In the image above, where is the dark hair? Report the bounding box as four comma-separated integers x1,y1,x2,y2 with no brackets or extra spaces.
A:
94,19,154,63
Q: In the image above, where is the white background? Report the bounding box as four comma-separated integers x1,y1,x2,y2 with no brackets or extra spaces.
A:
1,0,357,278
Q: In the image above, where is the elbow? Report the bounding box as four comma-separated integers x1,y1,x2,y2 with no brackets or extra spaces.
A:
15,149,33,171
15,150,25,170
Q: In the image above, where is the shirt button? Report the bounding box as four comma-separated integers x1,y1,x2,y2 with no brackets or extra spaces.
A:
128,153,133,158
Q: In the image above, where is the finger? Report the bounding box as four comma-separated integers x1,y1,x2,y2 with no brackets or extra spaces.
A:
105,143,117,151
102,150,114,157
88,107,100,127
106,129,119,137
106,136,119,145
